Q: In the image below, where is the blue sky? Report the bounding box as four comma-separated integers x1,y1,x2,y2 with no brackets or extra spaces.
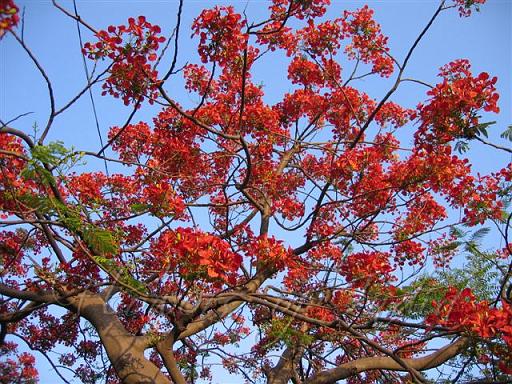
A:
1,0,511,382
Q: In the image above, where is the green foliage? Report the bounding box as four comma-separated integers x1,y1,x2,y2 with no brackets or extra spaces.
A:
130,203,149,214
396,227,502,319
454,140,469,154
83,227,118,255
31,141,69,165
432,240,460,255
94,256,147,294
468,120,495,139
21,141,84,186
464,227,491,253
455,121,496,153
17,140,118,258
395,277,447,320
18,193,119,259
263,318,314,347
15,140,148,293
449,226,467,239
438,248,501,302
500,124,512,141
20,162,55,186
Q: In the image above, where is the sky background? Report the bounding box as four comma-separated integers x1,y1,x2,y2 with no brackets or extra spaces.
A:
1,0,511,382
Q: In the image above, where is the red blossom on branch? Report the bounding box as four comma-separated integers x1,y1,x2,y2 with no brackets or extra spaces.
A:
454,0,487,17
416,59,499,148
83,16,165,105
0,0,18,38
341,6,394,77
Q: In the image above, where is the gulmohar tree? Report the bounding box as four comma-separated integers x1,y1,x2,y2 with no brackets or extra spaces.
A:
1,0,512,383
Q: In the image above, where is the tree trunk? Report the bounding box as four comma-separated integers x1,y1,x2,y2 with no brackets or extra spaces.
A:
70,292,171,384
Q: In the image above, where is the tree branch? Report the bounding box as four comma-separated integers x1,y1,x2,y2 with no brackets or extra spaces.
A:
304,338,467,384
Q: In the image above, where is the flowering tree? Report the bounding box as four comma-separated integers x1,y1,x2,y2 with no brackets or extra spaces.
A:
1,0,512,383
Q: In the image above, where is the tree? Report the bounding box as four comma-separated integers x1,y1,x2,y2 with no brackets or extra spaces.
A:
1,0,511,382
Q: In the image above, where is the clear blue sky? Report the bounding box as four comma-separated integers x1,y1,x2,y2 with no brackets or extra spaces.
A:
1,0,511,382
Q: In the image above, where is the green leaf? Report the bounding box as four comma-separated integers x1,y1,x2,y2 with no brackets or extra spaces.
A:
130,203,149,213
465,120,495,139
93,255,147,294
83,227,118,255
454,140,469,154
31,141,69,166
21,162,56,186
500,124,512,141
123,276,148,294
435,241,460,253
437,245,502,302
264,318,314,347
475,121,495,138
469,227,490,244
394,277,447,319
449,226,466,239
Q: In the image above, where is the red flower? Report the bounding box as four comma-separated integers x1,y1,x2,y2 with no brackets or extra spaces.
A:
340,251,394,288
341,6,394,77
83,16,165,105
0,0,18,38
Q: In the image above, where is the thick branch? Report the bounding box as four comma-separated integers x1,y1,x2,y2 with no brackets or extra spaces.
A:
267,345,303,384
67,292,170,384
304,338,467,384
176,267,274,340
155,334,187,384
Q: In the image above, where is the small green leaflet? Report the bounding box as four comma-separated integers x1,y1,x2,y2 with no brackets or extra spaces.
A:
500,124,512,141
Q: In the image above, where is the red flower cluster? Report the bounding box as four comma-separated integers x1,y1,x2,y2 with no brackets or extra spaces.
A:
428,287,512,367
0,0,18,38
288,55,341,88
66,172,107,204
299,19,343,58
0,133,31,213
192,6,247,67
341,6,394,77
108,122,152,163
151,227,242,285
416,59,499,148
306,306,335,323
279,88,328,126
427,233,458,268
0,342,38,383
386,144,505,227
327,87,376,139
288,56,324,86
83,16,165,105
332,289,353,311
0,230,30,276
340,251,394,288
393,240,426,267
183,64,218,95
142,182,186,218
454,0,486,17
462,173,504,225
244,235,292,270
107,111,211,201
212,316,250,346
395,193,447,238
375,101,415,128
377,325,428,361
269,0,330,21
117,294,150,333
